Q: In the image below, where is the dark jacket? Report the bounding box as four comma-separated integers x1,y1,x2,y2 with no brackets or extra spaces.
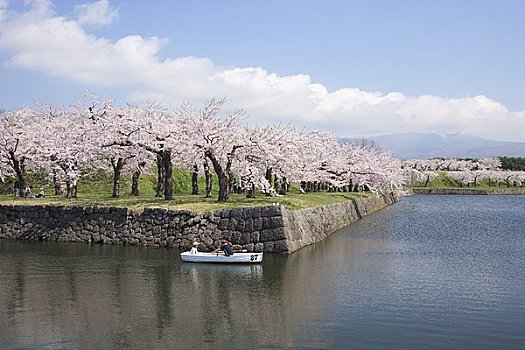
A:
222,242,234,256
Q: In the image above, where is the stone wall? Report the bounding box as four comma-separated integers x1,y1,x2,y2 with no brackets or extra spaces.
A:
282,192,399,253
0,193,398,253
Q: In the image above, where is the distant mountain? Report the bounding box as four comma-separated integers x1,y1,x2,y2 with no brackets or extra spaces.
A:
340,132,525,159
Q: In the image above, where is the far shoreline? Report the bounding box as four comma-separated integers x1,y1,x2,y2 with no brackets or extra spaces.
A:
410,188,525,195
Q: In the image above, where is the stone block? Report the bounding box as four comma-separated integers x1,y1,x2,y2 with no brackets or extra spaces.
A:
230,208,243,219
263,241,274,252
218,219,229,230
250,231,260,242
261,205,280,217
240,232,251,245
236,219,246,232
228,218,238,231
216,208,230,218
273,239,288,253
253,218,262,231
254,243,264,252
244,218,253,232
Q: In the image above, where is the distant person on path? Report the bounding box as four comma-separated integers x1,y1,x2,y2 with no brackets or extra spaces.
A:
212,239,234,256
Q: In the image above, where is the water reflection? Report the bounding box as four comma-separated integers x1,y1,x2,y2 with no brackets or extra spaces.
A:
1,195,525,349
0,239,344,349
0,240,323,349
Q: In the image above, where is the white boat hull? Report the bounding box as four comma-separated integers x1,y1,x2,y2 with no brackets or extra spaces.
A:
180,251,263,263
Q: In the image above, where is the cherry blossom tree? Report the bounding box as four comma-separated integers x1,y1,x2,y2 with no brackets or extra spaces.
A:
178,98,246,202
230,124,296,197
35,103,100,198
401,161,439,187
2,96,421,201
80,97,152,198
0,107,45,196
113,102,181,200
476,157,502,170
301,136,406,194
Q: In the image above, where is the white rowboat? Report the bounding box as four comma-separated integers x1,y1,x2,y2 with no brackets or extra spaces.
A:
180,251,263,264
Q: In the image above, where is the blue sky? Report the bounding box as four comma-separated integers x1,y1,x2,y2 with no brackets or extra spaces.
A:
1,0,524,141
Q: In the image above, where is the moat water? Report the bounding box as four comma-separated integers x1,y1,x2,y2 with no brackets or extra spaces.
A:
1,195,524,349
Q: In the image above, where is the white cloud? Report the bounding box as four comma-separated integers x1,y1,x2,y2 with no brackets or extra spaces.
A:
75,0,118,27
0,1,524,142
0,0,8,21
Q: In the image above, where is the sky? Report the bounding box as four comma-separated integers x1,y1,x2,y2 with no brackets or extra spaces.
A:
0,0,524,141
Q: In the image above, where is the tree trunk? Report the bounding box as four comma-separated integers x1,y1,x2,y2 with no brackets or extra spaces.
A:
205,150,229,202
228,169,236,194
279,176,287,195
162,150,173,200
264,170,272,196
9,151,26,196
111,157,124,198
155,153,164,197
231,176,239,194
265,168,272,185
58,162,78,199
300,181,306,193
236,177,243,194
274,175,281,194
191,164,199,195
53,168,62,195
204,160,212,198
131,162,145,196
217,174,229,202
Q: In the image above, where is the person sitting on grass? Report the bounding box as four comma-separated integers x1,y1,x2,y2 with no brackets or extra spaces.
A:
24,186,35,198
36,188,45,198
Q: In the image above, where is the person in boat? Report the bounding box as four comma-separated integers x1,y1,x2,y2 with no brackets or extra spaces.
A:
212,239,234,256
189,241,199,254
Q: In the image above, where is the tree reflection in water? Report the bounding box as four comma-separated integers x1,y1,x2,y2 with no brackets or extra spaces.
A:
3,195,525,349
0,240,336,349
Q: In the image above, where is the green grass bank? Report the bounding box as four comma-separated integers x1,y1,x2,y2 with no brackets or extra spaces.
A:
409,172,525,194
0,169,372,213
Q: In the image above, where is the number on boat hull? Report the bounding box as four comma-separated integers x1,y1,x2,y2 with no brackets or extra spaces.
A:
250,254,258,261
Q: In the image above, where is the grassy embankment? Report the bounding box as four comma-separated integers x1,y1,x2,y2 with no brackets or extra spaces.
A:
0,169,371,213
409,172,525,193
